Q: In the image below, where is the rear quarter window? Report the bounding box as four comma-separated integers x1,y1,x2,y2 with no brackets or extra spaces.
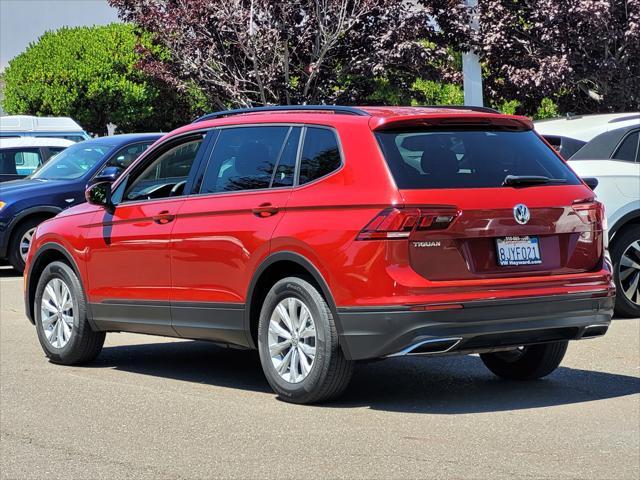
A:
376,129,581,189
298,127,341,185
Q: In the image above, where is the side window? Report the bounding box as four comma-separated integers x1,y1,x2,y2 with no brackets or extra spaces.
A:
272,127,301,188
44,147,66,161
97,142,151,176
613,131,640,162
199,126,289,194
125,138,203,201
299,128,341,185
0,148,42,176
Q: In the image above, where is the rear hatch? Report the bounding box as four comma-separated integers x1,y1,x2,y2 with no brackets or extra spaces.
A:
373,124,604,281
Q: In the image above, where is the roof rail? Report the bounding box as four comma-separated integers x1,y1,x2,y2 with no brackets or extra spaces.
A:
418,105,501,114
194,105,371,123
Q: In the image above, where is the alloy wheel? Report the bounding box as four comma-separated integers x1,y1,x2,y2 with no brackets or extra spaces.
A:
40,278,74,349
268,297,317,383
20,227,36,262
620,240,640,306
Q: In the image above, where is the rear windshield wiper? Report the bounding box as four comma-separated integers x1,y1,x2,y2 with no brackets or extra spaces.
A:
503,175,567,187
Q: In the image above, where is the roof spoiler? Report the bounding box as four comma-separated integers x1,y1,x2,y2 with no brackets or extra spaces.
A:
370,113,533,131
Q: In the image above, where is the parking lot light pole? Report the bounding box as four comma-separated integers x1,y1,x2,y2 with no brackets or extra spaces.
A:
462,0,484,107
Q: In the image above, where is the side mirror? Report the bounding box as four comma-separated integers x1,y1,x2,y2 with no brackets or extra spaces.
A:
85,181,114,211
90,166,123,186
582,177,599,191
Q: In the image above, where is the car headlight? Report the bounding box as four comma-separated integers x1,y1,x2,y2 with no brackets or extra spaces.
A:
0,201,5,210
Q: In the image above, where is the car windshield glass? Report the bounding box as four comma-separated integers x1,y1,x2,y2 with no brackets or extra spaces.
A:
30,142,114,180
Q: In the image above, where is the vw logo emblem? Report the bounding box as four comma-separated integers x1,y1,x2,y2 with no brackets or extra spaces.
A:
513,204,531,225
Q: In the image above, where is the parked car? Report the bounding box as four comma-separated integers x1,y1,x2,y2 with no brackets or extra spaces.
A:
535,112,640,142
24,106,614,404
1,137,73,182
0,115,91,142
568,125,640,317
0,133,160,272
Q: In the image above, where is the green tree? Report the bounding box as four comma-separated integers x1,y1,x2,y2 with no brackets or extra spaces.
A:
2,23,197,135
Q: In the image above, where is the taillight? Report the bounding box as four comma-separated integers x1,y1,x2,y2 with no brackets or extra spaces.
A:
572,200,605,226
573,200,608,249
356,206,458,240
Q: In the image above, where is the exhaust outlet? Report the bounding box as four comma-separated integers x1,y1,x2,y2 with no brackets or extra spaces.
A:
581,324,609,339
389,337,462,357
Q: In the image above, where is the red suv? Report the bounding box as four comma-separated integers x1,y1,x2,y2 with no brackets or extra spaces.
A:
24,106,615,404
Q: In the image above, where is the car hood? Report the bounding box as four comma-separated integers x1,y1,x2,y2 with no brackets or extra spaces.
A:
0,178,68,199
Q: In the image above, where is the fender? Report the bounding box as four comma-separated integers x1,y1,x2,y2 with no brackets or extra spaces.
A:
244,251,343,350
1,206,62,257
25,242,84,326
610,210,640,238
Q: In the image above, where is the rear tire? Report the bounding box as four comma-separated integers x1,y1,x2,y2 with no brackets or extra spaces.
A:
480,341,568,380
257,276,353,404
611,225,640,318
34,261,105,365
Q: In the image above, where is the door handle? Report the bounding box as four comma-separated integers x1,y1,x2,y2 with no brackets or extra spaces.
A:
252,203,279,218
152,210,175,224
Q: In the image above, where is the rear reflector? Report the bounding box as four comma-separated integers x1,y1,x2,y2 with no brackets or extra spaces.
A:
409,303,464,311
356,206,458,240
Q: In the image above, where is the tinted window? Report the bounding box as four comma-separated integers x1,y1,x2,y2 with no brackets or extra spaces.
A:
200,126,289,193
0,148,42,176
126,138,203,201
376,129,581,189
272,128,301,187
613,131,639,162
31,143,114,180
44,147,67,160
97,142,151,177
299,128,341,185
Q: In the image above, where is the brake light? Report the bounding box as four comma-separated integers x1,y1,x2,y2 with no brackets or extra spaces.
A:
572,201,605,226
356,206,458,240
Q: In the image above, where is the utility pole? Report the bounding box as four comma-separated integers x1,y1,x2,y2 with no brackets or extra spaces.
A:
462,0,483,106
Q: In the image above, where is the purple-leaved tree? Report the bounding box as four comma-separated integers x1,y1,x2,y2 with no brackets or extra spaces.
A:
109,0,457,109
424,0,640,112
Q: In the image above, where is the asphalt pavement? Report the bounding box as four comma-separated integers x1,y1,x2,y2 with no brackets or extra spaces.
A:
1,266,639,479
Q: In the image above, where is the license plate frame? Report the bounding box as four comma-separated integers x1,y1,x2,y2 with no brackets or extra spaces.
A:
495,236,542,267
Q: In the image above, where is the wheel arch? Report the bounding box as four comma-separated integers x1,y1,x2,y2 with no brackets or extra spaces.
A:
610,210,640,240
25,242,83,325
2,206,62,258
244,251,344,351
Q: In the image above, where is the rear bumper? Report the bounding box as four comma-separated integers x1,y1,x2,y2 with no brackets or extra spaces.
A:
337,292,615,360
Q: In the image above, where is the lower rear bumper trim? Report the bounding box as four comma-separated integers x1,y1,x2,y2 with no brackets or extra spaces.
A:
337,292,615,360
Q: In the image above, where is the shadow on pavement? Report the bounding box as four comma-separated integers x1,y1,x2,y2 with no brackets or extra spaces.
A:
91,340,640,414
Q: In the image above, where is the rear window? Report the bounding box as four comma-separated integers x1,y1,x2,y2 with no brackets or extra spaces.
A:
376,129,581,189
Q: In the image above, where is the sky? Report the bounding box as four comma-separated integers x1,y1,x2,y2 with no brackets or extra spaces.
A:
0,0,120,70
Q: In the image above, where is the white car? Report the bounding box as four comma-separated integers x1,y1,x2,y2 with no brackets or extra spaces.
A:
0,137,74,182
0,115,90,143
567,125,640,317
535,112,640,159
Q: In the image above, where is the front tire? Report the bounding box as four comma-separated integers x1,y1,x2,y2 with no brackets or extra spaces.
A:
8,217,43,273
480,341,568,380
257,277,353,404
611,225,640,317
34,261,105,365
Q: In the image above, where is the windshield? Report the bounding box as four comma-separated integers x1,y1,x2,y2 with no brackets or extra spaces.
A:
31,142,115,180
376,129,581,189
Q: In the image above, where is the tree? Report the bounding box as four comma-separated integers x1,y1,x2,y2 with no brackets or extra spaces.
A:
2,23,196,135
423,0,640,114
108,0,458,108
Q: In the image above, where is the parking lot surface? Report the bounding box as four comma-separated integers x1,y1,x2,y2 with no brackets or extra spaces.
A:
1,267,639,479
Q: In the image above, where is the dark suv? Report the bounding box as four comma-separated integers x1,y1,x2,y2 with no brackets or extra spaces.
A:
0,134,160,272
24,106,614,404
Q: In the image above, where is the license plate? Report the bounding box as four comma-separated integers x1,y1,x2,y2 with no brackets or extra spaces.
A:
496,236,542,266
